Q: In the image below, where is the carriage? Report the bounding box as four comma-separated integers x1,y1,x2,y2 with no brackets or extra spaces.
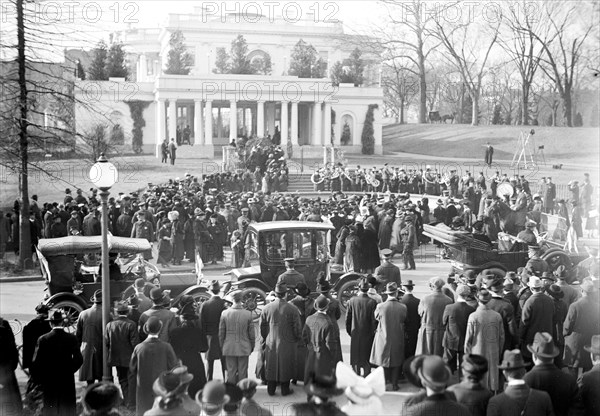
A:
423,223,582,277
178,221,363,320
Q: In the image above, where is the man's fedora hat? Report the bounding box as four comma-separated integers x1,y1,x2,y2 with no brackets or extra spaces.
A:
402,280,415,288
314,294,330,311
46,310,65,324
384,282,399,294
90,289,102,303
417,355,451,388
528,276,543,289
547,284,564,299
527,332,560,358
195,380,229,408
304,373,343,399
584,334,600,354
541,272,556,282
461,354,489,376
115,302,129,314
143,316,163,335
150,287,167,303
294,282,311,297
153,366,194,398
498,349,527,370
380,248,393,258
82,382,121,414
274,282,288,295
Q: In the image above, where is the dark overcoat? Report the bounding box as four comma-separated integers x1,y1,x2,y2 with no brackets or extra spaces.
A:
302,312,339,381
520,292,555,359
563,294,600,370
22,316,51,370
400,292,421,358
523,362,579,416
0,318,22,416
198,295,226,360
259,298,302,382
129,337,178,416
76,303,105,382
446,380,493,416
345,293,377,365
370,298,407,367
32,328,83,416
578,364,600,415
487,384,553,416
442,301,475,352
290,295,315,380
169,321,208,398
105,315,139,367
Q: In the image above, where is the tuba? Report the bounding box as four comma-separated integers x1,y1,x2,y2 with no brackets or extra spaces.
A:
311,171,325,185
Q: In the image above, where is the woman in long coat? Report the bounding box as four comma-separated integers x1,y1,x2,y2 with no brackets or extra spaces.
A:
334,223,350,266
464,291,505,392
369,288,407,389
170,212,185,265
156,219,172,267
361,214,381,272
169,307,207,398
344,226,361,272
390,213,404,255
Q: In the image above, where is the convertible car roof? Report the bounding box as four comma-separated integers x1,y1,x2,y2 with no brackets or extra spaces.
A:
249,221,335,233
37,235,152,256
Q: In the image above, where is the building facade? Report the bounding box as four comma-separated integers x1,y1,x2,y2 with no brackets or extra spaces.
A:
75,7,384,157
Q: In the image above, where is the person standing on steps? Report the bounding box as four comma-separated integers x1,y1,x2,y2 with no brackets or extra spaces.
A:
168,137,177,166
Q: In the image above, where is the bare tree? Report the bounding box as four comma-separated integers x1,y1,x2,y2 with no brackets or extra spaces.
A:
432,7,501,126
381,59,419,123
498,1,546,125
378,0,442,123
523,3,593,127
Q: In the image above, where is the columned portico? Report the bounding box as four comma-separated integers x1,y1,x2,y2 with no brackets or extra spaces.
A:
256,101,265,137
194,99,203,145
155,99,165,156
280,101,289,148
323,102,332,146
168,100,177,141
290,101,299,146
204,100,213,146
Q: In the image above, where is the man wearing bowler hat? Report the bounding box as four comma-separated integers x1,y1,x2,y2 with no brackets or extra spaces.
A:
345,278,378,377
199,280,227,381
520,276,555,362
400,280,421,359
139,287,179,343
579,334,600,415
303,294,340,384
130,316,178,416
369,282,407,390
447,354,493,416
76,289,106,386
523,332,580,416
259,282,302,396
277,257,306,290
31,310,83,416
487,350,553,416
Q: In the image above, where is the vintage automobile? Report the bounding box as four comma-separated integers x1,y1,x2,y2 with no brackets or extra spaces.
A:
37,235,193,329
423,223,585,278
178,221,363,319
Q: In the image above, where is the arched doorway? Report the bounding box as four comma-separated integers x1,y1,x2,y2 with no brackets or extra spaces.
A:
340,114,354,146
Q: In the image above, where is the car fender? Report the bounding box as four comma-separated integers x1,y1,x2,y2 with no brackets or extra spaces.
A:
332,272,364,291
232,278,272,293
45,292,88,310
174,285,209,301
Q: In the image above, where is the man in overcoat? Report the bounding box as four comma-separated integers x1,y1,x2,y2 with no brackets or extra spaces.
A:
129,317,178,416
345,279,377,376
76,289,105,385
578,334,600,415
485,276,518,352
563,278,600,375
32,310,83,416
219,290,255,384
520,276,556,362
487,350,554,416
400,280,420,359
259,282,302,396
139,288,179,343
130,210,154,259
442,284,475,376
105,301,139,408
199,280,227,381
523,332,580,416
277,258,306,289
369,282,407,390
465,289,504,392
302,294,340,383
373,248,401,290
416,277,453,356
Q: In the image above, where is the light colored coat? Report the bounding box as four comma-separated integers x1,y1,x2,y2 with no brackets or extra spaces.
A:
219,304,255,357
465,305,505,391
76,303,105,382
370,298,407,367
259,298,302,382
416,291,453,356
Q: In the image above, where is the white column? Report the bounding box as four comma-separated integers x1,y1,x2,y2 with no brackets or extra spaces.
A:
229,100,237,141
290,102,299,146
204,100,213,145
155,99,165,157
257,101,265,137
266,103,276,136
168,100,177,141
194,99,203,146
312,102,322,146
139,54,147,82
323,102,332,146
280,101,289,148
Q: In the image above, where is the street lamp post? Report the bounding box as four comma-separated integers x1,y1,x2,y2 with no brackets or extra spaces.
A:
89,153,118,381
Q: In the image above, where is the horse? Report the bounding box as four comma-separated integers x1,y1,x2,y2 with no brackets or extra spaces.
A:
488,198,519,236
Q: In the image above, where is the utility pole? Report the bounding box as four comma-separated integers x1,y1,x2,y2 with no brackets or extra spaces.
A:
17,0,32,268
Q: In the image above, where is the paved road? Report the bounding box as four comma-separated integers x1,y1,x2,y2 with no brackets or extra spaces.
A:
0,259,452,415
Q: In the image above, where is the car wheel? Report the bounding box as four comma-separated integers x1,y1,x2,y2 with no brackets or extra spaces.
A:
50,300,83,333
241,288,267,322
543,251,572,271
337,280,359,313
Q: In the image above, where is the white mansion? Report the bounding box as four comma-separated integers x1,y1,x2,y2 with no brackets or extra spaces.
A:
75,6,384,157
